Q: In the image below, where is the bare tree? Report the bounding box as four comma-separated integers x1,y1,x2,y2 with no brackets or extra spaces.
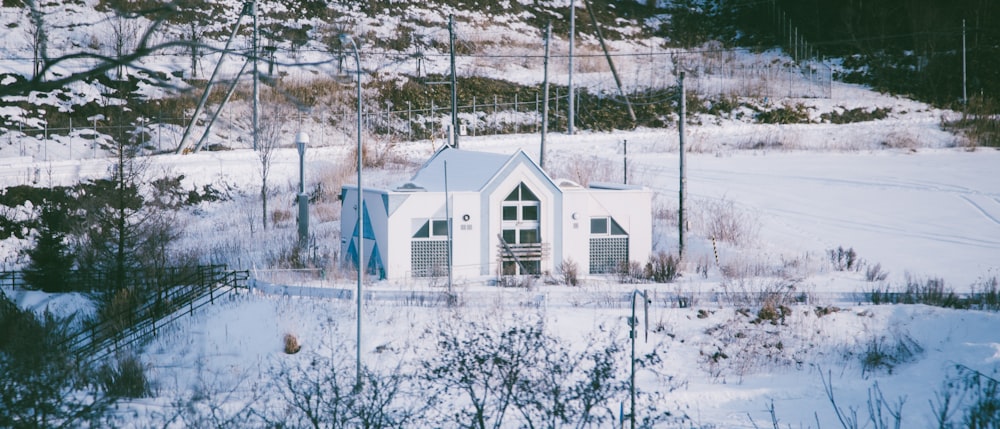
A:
421,319,546,429
2,0,196,97
256,98,289,231
108,12,140,80
23,5,45,79
513,334,625,429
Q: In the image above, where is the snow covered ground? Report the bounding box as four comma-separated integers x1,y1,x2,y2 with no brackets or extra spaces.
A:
2,1,999,423
3,99,999,426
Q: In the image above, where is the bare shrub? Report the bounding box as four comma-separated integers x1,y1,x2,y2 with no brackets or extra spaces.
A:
755,301,791,325
861,330,923,376
971,275,1000,311
651,200,677,224
702,198,758,246
821,371,906,429
549,154,618,187
557,259,580,286
98,352,150,398
348,135,408,169
719,275,802,311
944,95,1000,148
865,262,889,282
615,260,645,284
312,204,341,222
880,131,920,150
314,157,355,205
283,333,301,354
734,131,785,151
271,208,293,225
932,365,1000,427
644,251,679,283
828,246,858,271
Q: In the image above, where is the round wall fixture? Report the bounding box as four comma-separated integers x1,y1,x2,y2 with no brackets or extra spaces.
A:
571,212,579,220
462,214,471,222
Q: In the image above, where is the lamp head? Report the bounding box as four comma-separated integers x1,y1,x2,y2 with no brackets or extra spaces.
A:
296,131,309,155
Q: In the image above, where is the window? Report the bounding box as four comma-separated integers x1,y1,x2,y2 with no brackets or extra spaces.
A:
412,219,450,277
589,216,629,274
500,182,541,245
522,205,538,221
413,219,449,239
590,218,608,234
590,217,626,236
503,206,517,221
432,220,448,237
498,182,544,276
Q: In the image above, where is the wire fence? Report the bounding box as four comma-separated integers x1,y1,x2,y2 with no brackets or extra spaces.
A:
3,61,832,163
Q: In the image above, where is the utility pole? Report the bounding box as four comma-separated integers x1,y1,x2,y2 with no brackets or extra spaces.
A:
449,14,459,148
540,21,551,169
584,0,636,127
444,161,453,295
568,0,575,135
623,139,627,184
252,0,259,151
962,19,967,106
678,72,686,259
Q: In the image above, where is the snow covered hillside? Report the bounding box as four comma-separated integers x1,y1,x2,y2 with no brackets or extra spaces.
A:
1,0,999,427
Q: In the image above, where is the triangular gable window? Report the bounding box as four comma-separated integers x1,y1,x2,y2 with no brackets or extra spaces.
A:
521,184,537,201
413,221,430,238
591,216,628,236
610,218,627,235
505,187,519,201
505,183,538,202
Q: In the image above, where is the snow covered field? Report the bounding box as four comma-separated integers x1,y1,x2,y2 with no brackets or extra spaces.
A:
1,0,998,423
4,108,1000,426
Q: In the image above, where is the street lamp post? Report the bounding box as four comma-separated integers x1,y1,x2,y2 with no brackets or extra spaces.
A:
628,289,650,429
296,131,309,248
341,33,364,389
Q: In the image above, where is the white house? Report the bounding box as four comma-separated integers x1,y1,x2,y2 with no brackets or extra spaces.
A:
340,146,652,281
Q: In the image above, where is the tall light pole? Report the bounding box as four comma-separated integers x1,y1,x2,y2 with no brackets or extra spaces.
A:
628,289,650,429
251,0,259,151
341,33,364,389
568,0,575,135
296,131,309,248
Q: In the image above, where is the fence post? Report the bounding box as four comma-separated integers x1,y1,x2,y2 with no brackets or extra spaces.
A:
472,96,477,136
554,89,560,130
535,92,539,133
514,93,519,134
493,95,498,135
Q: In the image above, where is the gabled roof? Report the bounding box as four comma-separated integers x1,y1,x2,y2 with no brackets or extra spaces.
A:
398,146,524,192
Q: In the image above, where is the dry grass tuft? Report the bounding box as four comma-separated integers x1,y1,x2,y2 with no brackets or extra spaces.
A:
283,333,301,354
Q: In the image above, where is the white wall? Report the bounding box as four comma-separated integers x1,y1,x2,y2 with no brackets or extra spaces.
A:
559,186,653,274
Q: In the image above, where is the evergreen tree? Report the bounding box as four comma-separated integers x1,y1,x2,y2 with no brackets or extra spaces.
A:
23,204,75,293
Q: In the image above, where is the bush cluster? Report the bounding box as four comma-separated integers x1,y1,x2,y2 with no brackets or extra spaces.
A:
755,102,811,124
868,274,1000,311
820,107,891,124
